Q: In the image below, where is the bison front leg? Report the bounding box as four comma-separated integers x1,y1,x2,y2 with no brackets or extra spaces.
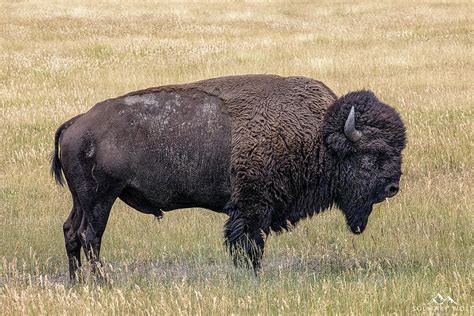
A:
224,208,270,272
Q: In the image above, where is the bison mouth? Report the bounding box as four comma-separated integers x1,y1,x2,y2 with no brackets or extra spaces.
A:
345,205,373,235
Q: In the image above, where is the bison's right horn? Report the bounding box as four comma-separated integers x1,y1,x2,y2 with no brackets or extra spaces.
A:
344,106,362,142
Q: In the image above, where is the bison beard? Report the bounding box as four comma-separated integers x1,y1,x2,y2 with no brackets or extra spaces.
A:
51,75,406,279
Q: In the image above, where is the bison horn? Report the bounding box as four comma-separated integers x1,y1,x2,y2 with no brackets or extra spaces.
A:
344,106,362,142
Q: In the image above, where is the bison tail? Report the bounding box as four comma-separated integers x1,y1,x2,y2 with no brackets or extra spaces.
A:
50,114,83,186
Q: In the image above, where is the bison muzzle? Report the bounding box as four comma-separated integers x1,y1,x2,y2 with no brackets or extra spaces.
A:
51,75,406,280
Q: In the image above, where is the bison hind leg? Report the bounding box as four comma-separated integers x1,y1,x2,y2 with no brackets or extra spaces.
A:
69,173,124,282
77,189,121,282
63,195,83,282
224,206,270,273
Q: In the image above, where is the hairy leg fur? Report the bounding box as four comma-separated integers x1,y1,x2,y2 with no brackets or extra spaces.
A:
224,206,270,272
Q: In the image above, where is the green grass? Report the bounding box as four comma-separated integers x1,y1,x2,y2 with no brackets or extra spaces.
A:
1,1,473,314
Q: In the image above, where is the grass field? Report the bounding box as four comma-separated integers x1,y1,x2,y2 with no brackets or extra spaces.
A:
1,0,473,314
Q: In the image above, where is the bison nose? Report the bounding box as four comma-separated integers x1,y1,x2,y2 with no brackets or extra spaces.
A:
385,183,399,198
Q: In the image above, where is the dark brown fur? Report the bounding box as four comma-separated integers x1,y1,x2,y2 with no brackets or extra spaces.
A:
51,74,406,279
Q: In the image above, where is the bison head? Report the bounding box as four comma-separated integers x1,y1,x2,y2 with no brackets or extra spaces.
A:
323,91,406,234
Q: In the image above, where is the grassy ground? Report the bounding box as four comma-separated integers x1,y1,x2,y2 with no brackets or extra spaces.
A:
1,1,473,314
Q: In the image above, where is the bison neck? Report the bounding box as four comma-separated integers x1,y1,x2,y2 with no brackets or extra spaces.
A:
271,144,338,232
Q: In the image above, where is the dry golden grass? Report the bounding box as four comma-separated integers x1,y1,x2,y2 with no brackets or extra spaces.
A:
1,0,473,314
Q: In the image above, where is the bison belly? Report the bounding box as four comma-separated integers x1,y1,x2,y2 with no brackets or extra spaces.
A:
93,90,232,214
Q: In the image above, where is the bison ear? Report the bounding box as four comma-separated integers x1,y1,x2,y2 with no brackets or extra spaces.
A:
324,130,354,157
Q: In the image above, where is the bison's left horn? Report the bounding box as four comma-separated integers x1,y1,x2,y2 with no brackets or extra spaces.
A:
344,106,362,142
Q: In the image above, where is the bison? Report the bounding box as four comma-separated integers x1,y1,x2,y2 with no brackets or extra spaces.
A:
51,74,406,280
